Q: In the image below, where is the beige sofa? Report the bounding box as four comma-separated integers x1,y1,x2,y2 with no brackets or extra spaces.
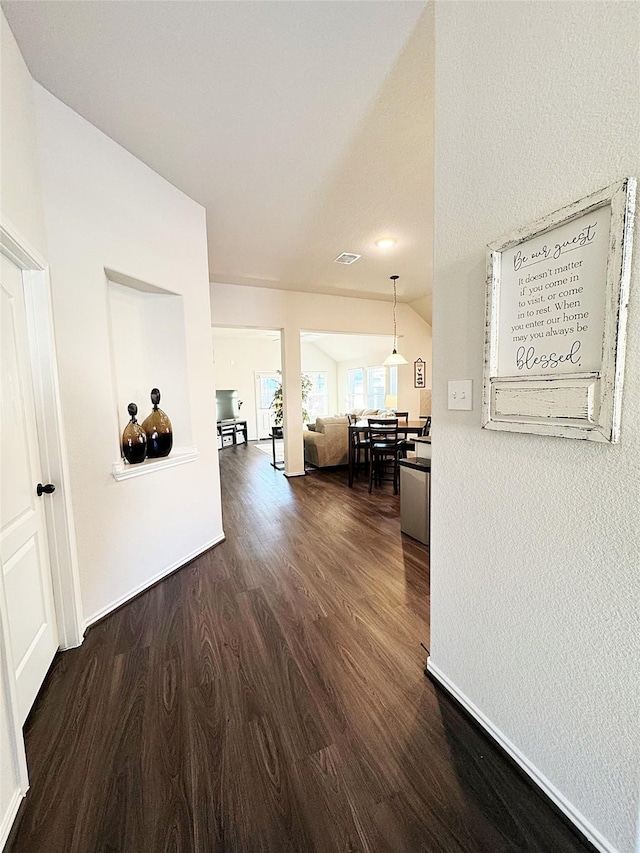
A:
303,410,388,468
303,417,349,468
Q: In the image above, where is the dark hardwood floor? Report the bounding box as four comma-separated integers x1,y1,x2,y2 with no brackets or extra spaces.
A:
8,443,594,852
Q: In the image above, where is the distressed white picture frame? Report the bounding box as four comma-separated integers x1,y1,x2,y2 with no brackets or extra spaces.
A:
483,178,636,442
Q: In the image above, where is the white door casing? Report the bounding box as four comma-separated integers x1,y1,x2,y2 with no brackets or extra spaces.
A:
0,219,82,848
255,371,280,439
0,254,59,724
0,221,83,650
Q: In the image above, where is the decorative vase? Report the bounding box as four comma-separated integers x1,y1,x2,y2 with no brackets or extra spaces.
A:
122,403,147,464
142,388,173,458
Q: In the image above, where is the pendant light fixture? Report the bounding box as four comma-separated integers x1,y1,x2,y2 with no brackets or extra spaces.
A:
383,275,408,366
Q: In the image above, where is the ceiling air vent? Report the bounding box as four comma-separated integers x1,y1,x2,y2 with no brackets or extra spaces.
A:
333,252,361,265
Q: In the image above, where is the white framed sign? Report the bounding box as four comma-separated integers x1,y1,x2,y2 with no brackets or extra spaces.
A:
483,178,635,442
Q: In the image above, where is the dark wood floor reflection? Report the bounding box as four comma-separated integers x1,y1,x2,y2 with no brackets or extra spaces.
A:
9,444,594,852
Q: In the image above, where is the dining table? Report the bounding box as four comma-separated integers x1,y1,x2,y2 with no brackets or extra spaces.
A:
348,419,427,487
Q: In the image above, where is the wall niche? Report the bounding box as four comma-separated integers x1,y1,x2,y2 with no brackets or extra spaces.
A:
106,269,196,479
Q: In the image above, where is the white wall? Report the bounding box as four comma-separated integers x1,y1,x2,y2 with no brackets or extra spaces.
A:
0,12,46,253
431,4,640,853
211,334,338,439
35,86,224,625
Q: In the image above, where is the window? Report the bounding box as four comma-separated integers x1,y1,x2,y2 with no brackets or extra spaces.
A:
346,366,397,410
347,368,364,409
258,374,281,410
388,364,398,397
305,371,329,421
366,366,386,409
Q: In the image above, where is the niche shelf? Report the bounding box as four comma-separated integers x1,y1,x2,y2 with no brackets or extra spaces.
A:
112,446,198,481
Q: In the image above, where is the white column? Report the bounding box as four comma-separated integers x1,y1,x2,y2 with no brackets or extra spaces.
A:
280,327,305,476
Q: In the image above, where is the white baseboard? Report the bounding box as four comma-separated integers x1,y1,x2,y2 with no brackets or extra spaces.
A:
426,661,617,853
284,470,306,478
83,533,226,630
1,787,23,850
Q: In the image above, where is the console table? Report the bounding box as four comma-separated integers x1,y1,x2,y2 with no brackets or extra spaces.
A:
217,419,248,447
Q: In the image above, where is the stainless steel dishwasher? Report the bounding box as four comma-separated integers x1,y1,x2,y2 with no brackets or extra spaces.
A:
398,459,430,545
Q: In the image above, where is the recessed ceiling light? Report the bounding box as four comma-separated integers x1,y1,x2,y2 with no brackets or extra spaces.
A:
375,238,396,249
334,253,361,265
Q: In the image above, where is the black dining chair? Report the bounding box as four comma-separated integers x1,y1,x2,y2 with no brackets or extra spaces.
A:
349,413,370,479
399,416,430,458
368,418,400,493
394,412,409,458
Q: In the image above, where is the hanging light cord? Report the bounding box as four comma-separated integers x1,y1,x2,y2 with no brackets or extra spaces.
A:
383,275,407,366
391,275,399,351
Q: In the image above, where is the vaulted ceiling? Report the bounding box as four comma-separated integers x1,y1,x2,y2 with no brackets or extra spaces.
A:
2,1,433,320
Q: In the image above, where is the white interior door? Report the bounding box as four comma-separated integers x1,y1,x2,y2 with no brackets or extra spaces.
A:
0,254,58,724
255,372,280,439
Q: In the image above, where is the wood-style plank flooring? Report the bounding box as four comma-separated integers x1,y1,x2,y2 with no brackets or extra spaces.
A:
8,443,595,852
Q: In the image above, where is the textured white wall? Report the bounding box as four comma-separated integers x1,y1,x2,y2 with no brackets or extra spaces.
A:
0,12,46,252
34,86,223,624
431,3,640,852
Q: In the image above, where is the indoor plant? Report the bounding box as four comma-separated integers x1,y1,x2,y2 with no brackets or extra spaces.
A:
271,371,312,430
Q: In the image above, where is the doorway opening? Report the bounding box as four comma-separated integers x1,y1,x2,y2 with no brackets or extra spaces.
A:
211,326,282,442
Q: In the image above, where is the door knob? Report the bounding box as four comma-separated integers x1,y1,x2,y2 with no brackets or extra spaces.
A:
36,483,56,497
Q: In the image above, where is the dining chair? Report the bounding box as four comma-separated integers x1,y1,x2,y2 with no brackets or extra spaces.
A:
399,416,429,458
394,412,410,456
367,418,400,493
349,414,370,479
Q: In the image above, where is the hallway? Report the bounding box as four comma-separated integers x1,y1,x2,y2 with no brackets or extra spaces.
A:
8,444,593,852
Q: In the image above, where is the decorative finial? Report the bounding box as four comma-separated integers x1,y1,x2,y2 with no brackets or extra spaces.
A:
127,402,138,422
150,388,161,409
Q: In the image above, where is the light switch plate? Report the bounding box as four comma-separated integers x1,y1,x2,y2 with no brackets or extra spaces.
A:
448,379,473,410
